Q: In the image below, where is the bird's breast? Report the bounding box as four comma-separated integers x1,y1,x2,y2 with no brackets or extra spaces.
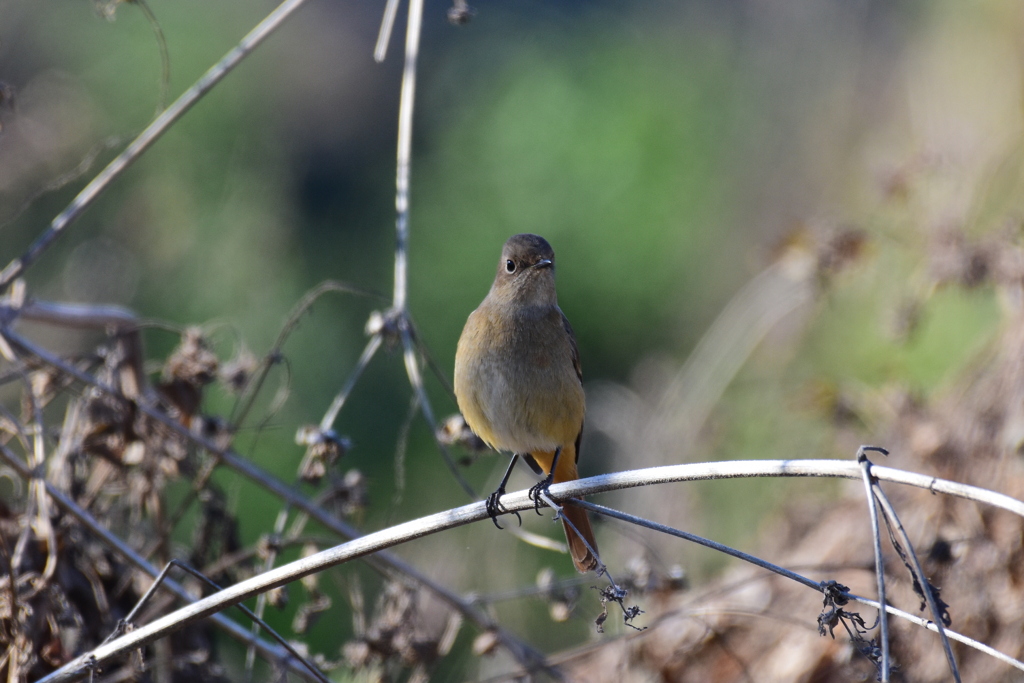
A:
454,304,584,454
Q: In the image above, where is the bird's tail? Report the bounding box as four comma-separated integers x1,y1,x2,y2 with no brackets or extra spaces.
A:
552,447,599,573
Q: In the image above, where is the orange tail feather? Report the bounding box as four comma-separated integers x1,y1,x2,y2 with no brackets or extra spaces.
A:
548,447,598,573
562,502,598,572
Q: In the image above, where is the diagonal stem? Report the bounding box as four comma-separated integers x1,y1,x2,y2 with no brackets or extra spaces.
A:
400,326,477,498
871,479,961,681
0,0,313,291
857,448,890,680
320,333,383,431
118,560,330,683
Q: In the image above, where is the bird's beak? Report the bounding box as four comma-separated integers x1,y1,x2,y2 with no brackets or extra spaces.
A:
532,259,553,269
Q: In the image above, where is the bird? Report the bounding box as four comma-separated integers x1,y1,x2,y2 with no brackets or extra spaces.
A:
454,233,598,573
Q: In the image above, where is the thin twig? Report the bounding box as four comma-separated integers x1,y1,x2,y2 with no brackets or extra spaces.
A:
18,299,138,330
130,0,171,114
374,0,403,63
274,281,388,352
0,0,314,291
0,531,19,638
400,326,477,498
852,595,1021,672
384,0,476,498
123,560,331,683
872,479,961,681
320,333,383,431
391,391,420,513
857,447,890,680
233,280,383,428
537,493,604,572
574,500,819,591
0,443,319,681
391,0,423,313
246,505,293,680
412,332,457,401
537,492,643,630
577,500,1021,674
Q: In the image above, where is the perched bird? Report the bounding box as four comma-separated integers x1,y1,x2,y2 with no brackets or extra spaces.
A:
454,233,598,573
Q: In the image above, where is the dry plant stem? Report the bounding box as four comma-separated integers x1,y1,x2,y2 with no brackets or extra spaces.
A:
0,533,19,639
18,300,138,330
400,326,477,498
130,0,171,114
0,444,318,681
0,331,545,671
3,356,57,586
390,0,423,313
125,560,330,683
575,500,1022,674
274,281,389,352
413,333,457,400
574,500,819,592
235,280,384,428
0,136,123,233
857,450,890,680
251,278,387,428
871,479,961,681
246,506,293,679
391,392,420,510
320,333,382,430
857,599,1021,672
385,0,477,496
374,0,403,63
387,0,472,498
0,0,312,292
38,461,1024,683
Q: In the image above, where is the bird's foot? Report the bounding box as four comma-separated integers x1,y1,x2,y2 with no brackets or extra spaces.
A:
485,487,521,529
528,474,554,516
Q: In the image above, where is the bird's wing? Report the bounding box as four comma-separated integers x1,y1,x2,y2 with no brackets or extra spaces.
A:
560,309,584,463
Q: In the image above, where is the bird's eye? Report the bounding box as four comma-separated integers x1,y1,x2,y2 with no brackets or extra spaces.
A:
505,259,516,273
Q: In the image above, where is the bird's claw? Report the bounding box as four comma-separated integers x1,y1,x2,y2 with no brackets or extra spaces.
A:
528,475,554,516
485,488,521,529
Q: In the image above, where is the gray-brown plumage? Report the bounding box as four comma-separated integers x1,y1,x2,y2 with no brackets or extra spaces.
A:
454,234,598,573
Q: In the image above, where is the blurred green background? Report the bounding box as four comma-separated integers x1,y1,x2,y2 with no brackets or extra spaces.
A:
3,0,1021,678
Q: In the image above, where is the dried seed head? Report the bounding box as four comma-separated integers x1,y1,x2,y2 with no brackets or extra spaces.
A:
436,414,488,453
164,328,219,387
218,349,258,394
295,425,352,484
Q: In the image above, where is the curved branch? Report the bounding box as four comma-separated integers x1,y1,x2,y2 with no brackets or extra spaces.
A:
37,458,1024,682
